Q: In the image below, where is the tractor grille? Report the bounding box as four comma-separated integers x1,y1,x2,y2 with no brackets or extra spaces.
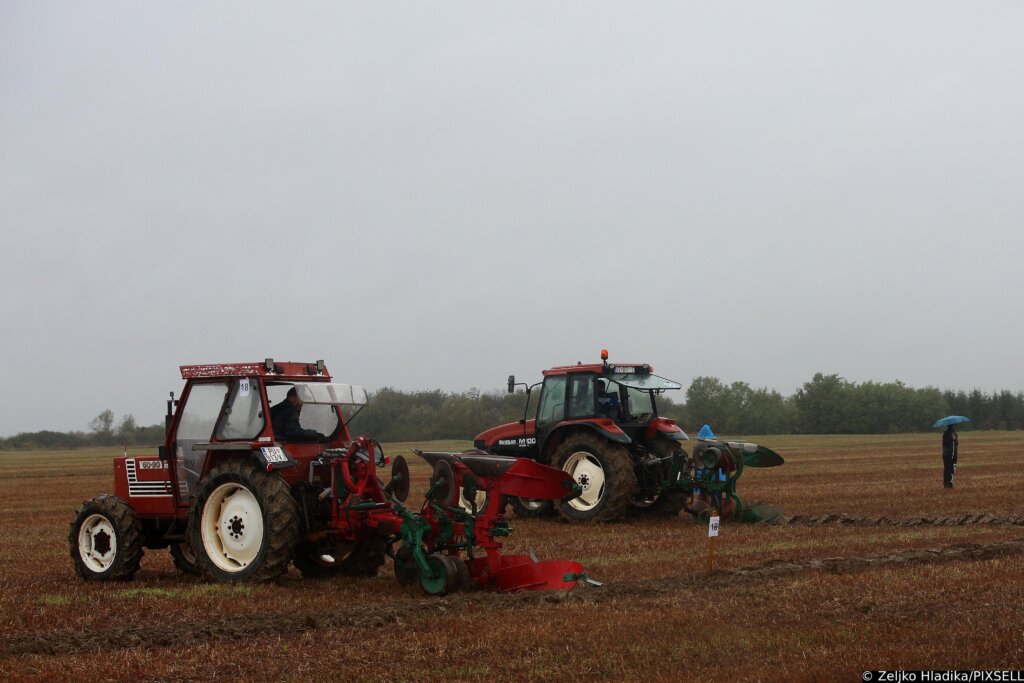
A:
125,459,172,497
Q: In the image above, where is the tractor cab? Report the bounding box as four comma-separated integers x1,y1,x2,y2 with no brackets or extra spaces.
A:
535,363,683,450
166,361,368,506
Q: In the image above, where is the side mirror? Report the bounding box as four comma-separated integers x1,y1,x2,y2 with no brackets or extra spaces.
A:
507,375,515,394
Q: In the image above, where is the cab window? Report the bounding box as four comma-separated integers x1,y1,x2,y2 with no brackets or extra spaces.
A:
536,376,567,429
216,377,264,440
567,374,596,419
175,382,229,496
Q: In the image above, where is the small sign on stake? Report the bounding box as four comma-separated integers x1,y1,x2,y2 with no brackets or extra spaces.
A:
708,516,720,538
707,515,720,576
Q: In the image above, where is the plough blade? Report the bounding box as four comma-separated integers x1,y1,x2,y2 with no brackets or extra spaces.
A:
725,441,785,468
469,555,586,591
743,446,784,468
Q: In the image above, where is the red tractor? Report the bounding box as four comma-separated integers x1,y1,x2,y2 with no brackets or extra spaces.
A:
69,360,589,594
475,351,784,523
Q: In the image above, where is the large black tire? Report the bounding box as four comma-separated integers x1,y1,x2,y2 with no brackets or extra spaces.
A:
508,496,555,518
552,433,636,522
170,538,201,576
69,494,144,581
294,537,388,578
188,459,299,583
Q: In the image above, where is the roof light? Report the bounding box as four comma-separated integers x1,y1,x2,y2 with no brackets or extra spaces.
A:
316,359,326,374
600,349,609,361
264,358,275,372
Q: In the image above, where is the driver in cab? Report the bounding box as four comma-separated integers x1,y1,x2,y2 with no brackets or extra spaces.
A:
596,378,621,419
271,387,328,442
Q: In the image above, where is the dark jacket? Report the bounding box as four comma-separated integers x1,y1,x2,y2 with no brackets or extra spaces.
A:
942,427,958,459
270,400,323,442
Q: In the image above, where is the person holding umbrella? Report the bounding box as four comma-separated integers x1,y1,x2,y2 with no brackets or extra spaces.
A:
934,416,969,489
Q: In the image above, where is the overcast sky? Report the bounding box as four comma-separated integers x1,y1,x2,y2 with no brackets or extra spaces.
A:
1,2,1022,435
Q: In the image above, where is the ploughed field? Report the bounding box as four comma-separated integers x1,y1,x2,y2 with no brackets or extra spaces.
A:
1,432,1023,681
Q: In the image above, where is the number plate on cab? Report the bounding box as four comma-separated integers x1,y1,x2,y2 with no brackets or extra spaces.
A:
260,446,289,464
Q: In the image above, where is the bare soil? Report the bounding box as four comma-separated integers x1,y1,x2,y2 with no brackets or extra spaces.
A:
1,432,1022,681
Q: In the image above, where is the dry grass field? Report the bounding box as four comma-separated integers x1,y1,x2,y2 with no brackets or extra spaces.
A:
1,432,1023,682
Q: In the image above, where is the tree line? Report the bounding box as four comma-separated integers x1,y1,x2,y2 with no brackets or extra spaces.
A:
2,373,1022,450
0,409,165,451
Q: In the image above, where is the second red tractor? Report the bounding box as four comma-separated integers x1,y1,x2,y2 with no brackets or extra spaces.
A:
475,351,784,523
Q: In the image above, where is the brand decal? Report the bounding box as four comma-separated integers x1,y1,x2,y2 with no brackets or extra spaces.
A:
496,437,536,448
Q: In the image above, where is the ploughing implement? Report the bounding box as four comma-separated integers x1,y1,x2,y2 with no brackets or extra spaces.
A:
408,450,592,592
674,425,785,523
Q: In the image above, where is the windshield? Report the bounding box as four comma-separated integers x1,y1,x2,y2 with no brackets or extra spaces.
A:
602,373,680,422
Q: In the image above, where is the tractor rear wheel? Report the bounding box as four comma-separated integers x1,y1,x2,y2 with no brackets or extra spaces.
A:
553,433,636,523
69,494,143,581
294,538,387,578
508,497,554,519
188,459,299,583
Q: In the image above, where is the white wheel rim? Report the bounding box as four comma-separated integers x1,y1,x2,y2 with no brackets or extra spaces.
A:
459,489,488,513
517,498,546,511
78,514,117,573
201,482,264,573
563,451,606,511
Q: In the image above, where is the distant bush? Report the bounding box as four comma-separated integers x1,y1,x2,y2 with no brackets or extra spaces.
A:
0,411,167,451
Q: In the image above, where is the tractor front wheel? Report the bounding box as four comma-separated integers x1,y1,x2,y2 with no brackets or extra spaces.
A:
553,434,636,523
188,459,299,583
69,494,144,581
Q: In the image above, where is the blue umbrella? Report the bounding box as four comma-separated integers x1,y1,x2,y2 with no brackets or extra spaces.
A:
933,415,970,428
